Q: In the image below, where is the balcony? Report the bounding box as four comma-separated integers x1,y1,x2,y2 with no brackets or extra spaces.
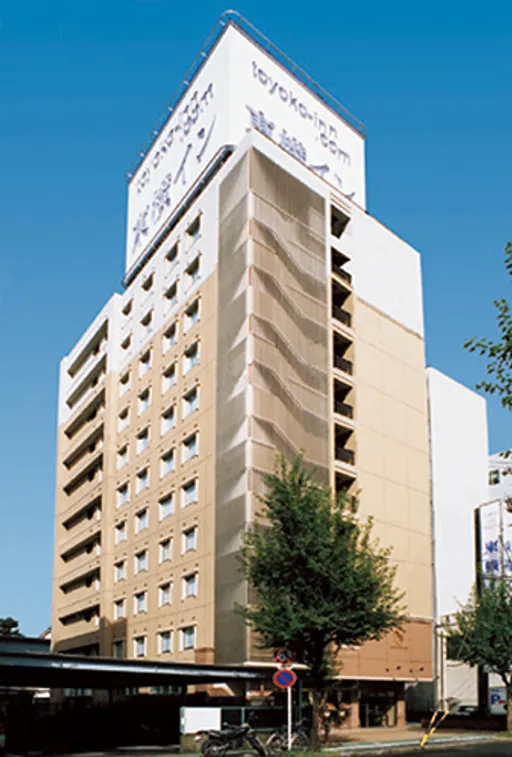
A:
334,399,354,419
58,554,101,587
60,517,102,558
332,262,352,284
63,451,103,495
61,481,103,525
66,356,107,413
333,354,353,375
332,304,352,328
335,447,355,466
64,390,105,441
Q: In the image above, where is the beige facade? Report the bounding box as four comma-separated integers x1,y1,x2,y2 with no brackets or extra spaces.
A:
52,137,433,710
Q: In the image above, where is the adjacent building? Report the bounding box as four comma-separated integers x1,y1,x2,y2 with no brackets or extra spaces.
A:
422,369,489,711
51,13,433,725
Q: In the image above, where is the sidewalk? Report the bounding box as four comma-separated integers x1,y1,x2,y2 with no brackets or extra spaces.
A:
323,724,499,754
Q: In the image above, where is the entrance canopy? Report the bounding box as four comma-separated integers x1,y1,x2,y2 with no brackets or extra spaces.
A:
0,649,276,690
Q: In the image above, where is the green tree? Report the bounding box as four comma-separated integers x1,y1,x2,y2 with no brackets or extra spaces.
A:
0,617,22,636
448,579,512,733
465,242,512,409
238,456,406,748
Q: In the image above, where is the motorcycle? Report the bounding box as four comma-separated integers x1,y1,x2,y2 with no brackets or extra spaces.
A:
196,722,266,757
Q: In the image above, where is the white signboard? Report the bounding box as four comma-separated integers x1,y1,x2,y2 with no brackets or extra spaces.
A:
126,24,366,273
180,706,221,734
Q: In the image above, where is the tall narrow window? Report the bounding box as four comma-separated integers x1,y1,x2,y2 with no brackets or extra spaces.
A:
182,478,198,508
163,322,177,354
134,635,147,657
139,350,152,377
184,299,200,332
135,508,148,534
182,386,199,416
138,388,151,414
136,427,150,454
162,364,176,394
136,468,149,493
159,493,174,521
182,432,198,463
161,405,176,435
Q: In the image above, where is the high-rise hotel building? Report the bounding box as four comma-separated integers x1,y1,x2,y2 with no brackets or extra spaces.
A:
52,13,433,717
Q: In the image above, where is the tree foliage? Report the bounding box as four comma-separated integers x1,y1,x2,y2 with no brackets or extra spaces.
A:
448,578,512,731
465,242,512,410
238,455,406,745
0,617,22,636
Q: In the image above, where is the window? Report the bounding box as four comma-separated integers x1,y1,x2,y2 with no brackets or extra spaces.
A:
162,364,176,394
138,388,151,415
117,483,129,508
134,635,147,657
166,242,178,266
122,299,133,317
141,310,153,329
161,405,176,435
186,215,201,243
139,349,152,377
182,478,198,507
163,322,177,354
136,467,150,493
159,538,173,563
186,255,201,285
182,432,198,463
115,521,127,544
134,549,148,574
159,493,174,521
160,449,175,477
182,526,197,553
135,508,148,533
120,371,131,396
158,630,173,654
113,640,125,659
164,281,178,309
118,407,130,432
121,334,132,351
134,591,147,615
114,560,126,582
489,469,500,486
142,272,154,292
117,445,128,470
182,572,198,599
159,582,172,607
182,386,199,417
184,299,200,332
183,341,200,374
180,625,196,650
114,598,125,620
136,427,150,454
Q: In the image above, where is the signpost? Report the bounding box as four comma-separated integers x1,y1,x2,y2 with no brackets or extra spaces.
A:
273,651,297,750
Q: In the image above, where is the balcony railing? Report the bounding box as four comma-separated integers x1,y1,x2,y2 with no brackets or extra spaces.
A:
333,354,353,375
334,400,354,419
332,305,352,327
335,447,355,466
332,263,352,283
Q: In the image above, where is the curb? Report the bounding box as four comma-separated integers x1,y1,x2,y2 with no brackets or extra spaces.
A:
328,734,498,755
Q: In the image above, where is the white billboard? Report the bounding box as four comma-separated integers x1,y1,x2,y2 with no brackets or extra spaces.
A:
125,23,366,273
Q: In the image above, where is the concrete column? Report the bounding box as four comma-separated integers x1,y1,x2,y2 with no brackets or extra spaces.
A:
396,697,406,727
347,691,360,729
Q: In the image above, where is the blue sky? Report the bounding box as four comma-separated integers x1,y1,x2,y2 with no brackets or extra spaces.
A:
0,0,511,635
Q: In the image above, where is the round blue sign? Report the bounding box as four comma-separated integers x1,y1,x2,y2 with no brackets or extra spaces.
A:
273,668,297,689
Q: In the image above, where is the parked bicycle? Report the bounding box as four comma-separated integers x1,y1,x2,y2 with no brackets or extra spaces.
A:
265,718,309,754
196,722,266,757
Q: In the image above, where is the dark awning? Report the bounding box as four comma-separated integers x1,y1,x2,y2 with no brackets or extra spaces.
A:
0,650,277,689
